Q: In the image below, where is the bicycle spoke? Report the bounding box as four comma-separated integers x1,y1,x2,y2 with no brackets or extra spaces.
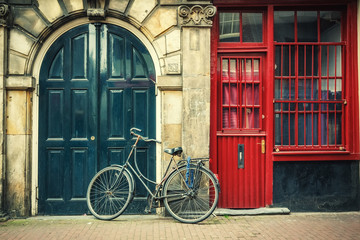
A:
87,167,133,220
163,166,219,223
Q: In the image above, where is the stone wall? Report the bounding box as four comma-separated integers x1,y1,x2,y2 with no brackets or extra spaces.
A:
0,0,215,216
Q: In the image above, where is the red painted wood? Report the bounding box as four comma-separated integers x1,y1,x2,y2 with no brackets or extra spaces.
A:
217,135,266,208
210,0,360,210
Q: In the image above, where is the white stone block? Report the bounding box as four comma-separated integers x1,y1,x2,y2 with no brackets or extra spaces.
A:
166,29,180,54
109,0,129,13
163,91,182,125
8,53,26,75
165,54,181,75
38,0,64,23
144,8,177,38
128,0,156,23
63,0,84,12
10,29,34,56
13,8,47,37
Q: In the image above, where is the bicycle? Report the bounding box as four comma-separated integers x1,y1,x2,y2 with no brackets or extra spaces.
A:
86,127,220,224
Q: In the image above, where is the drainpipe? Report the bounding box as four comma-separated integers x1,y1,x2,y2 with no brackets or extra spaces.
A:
0,2,9,221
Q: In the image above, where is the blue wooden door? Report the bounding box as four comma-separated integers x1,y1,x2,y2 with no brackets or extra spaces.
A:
38,23,156,215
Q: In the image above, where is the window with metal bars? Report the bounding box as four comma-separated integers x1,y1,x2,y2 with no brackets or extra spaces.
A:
221,57,262,130
274,10,345,150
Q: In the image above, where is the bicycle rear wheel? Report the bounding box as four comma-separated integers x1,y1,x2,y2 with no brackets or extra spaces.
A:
163,165,219,223
87,166,133,220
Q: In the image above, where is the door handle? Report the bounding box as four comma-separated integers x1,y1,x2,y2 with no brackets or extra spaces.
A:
91,136,95,141
257,140,265,154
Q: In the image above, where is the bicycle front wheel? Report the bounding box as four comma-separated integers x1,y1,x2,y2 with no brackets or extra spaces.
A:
86,166,133,220
163,165,219,223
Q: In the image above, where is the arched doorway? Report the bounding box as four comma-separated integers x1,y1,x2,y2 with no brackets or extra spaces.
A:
38,23,156,214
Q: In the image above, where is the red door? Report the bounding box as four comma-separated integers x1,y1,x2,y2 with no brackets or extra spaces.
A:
214,55,266,208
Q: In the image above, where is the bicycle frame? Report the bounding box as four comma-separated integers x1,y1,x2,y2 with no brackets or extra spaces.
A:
112,134,185,203
87,127,220,223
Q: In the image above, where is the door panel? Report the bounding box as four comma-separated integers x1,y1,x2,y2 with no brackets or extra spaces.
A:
217,135,265,208
216,55,266,208
39,23,156,214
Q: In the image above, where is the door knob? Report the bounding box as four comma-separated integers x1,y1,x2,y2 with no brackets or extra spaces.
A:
91,136,95,141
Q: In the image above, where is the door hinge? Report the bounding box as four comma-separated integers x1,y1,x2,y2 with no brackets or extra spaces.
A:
36,84,39,96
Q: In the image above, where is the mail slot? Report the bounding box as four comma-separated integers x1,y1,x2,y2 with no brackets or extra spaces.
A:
238,144,244,169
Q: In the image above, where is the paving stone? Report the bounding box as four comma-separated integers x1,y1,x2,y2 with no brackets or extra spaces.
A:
0,212,359,239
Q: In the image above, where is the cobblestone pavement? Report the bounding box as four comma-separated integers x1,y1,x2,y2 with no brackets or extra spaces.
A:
0,212,359,240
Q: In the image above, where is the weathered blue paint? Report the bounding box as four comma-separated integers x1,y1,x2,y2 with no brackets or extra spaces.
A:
38,23,156,215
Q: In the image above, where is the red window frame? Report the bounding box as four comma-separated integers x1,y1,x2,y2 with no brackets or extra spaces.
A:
220,56,263,131
273,10,346,151
211,0,360,162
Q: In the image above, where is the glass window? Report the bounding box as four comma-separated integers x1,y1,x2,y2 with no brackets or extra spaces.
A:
221,57,262,130
242,13,263,42
274,10,344,149
274,11,295,42
219,12,263,43
297,11,317,42
320,11,341,42
219,13,240,42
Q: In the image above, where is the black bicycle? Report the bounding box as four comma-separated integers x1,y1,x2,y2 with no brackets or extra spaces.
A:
86,128,220,223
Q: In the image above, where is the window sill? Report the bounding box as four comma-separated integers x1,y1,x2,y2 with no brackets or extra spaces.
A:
272,151,360,161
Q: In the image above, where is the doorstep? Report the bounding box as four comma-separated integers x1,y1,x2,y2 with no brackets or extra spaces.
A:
214,207,290,216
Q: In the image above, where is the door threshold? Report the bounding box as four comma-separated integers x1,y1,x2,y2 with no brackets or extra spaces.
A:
214,207,290,216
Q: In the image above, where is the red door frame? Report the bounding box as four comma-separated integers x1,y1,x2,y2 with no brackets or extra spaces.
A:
210,0,359,208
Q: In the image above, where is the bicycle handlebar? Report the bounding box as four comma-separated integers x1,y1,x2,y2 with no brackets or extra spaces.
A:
130,128,161,143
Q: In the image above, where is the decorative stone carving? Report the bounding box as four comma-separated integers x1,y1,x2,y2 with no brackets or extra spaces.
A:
178,5,216,27
87,8,106,20
0,4,10,27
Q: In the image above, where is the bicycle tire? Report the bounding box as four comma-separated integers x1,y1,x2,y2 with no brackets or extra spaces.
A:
86,166,133,220
162,165,219,223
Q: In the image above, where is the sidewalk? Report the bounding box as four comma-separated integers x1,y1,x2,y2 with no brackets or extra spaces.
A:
0,212,359,240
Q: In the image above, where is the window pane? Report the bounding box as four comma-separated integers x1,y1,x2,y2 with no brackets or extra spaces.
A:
275,79,281,99
222,59,229,79
336,113,342,144
254,108,260,128
275,113,281,145
242,13,263,42
321,112,328,145
298,45,305,76
219,13,240,42
298,113,304,145
329,78,335,100
275,46,282,76
320,11,341,42
336,78,342,100
298,11,317,42
223,84,229,105
230,108,238,128
298,79,304,99
230,59,237,80
282,113,289,145
223,108,229,128
336,46,342,76
329,112,335,145
290,113,295,145
274,11,295,42
230,83,237,105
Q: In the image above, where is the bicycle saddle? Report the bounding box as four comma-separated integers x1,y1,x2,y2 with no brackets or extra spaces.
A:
164,147,183,156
